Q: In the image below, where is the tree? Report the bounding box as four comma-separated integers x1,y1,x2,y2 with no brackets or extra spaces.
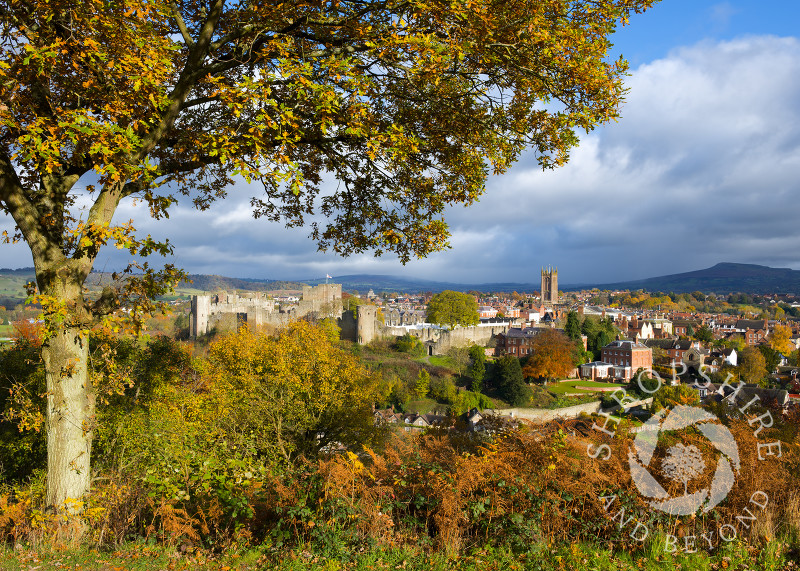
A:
651,383,700,413
467,344,486,393
694,324,713,343
0,0,655,511
414,369,431,399
768,324,793,356
757,344,781,375
426,290,479,329
206,320,377,461
739,347,768,385
494,354,528,407
522,329,575,382
446,345,471,376
565,311,582,342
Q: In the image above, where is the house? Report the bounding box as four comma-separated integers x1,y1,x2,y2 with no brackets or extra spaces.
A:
644,338,678,365
689,382,710,399
673,319,702,337
373,408,402,424
714,348,738,367
626,318,654,341
496,327,546,357
479,306,498,319
735,319,769,346
600,340,653,380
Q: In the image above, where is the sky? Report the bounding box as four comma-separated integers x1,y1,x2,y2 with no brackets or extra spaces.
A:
3,0,800,286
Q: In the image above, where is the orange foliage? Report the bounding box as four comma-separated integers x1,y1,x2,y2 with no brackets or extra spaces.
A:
11,319,43,346
523,328,576,380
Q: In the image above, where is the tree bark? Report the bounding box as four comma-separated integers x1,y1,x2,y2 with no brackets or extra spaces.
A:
38,274,94,513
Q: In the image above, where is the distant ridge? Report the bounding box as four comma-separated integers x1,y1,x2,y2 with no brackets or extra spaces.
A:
1,262,799,297
592,263,800,294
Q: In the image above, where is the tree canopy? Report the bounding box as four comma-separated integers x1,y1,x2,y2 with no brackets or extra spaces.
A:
494,354,528,407
0,0,656,510
426,290,479,328
522,328,575,382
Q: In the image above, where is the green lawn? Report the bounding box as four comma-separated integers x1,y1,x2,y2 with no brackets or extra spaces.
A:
546,379,626,395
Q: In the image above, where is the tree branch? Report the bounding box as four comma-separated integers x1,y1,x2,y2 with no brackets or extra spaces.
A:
169,1,195,48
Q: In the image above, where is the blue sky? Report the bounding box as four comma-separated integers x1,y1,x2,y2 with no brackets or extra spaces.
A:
3,0,800,287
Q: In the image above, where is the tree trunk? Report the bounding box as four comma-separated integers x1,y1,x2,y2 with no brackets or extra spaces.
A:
39,281,94,513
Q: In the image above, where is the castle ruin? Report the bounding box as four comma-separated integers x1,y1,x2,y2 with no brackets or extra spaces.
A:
190,282,510,355
191,283,342,337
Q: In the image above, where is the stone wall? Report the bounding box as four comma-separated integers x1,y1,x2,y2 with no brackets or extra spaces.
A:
493,397,653,423
379,323,510,355
191,284,342,337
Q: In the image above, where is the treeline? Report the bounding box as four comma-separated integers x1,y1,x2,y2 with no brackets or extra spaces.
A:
589,289,798,318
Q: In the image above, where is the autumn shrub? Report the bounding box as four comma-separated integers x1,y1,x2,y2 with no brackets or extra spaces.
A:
89,321,386,547
317,412,800,555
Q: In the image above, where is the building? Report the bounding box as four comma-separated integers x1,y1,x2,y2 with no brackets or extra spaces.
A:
600,340,652,380
580,361,613,380
496,327,546,357
541,266,558,306
735,319,769,346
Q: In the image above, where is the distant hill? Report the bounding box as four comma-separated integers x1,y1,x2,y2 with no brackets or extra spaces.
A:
180,274,308,292
592,263,800,294
2,262,799,299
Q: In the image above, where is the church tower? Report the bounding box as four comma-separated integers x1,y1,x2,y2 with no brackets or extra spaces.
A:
541,266,558,306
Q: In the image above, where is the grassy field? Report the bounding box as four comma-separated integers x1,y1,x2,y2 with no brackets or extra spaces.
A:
547,379,626,395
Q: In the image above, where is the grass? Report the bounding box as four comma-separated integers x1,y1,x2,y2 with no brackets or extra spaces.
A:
0,323,12,337
546,379,626,395
404,397,443,414
0,539,794,571
412,354,457,369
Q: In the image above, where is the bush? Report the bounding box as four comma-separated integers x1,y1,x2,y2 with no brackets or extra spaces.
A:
394,334,425,357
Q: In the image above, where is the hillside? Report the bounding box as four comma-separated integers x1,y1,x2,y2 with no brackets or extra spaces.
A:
2,262,800,300
595,262,800,294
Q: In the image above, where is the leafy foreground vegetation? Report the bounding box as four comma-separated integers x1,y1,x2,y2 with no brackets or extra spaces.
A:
1,322,799,569
1,539,797,570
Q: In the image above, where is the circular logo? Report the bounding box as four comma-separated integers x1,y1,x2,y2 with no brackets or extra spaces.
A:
628,405,740,515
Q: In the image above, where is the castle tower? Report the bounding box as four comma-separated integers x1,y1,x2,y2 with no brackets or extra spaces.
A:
540,266,558,306
357,304,378,345
191,294,211,337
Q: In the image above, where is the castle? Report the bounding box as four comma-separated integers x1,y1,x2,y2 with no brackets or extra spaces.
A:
191,283,342,336
190,283,510,355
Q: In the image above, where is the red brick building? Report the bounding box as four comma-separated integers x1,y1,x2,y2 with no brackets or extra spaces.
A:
496,327,545,357
600,340,652,380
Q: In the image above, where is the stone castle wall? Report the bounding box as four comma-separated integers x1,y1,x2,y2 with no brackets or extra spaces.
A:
191,284,342,337
191,283,506,353
379,322,510,355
